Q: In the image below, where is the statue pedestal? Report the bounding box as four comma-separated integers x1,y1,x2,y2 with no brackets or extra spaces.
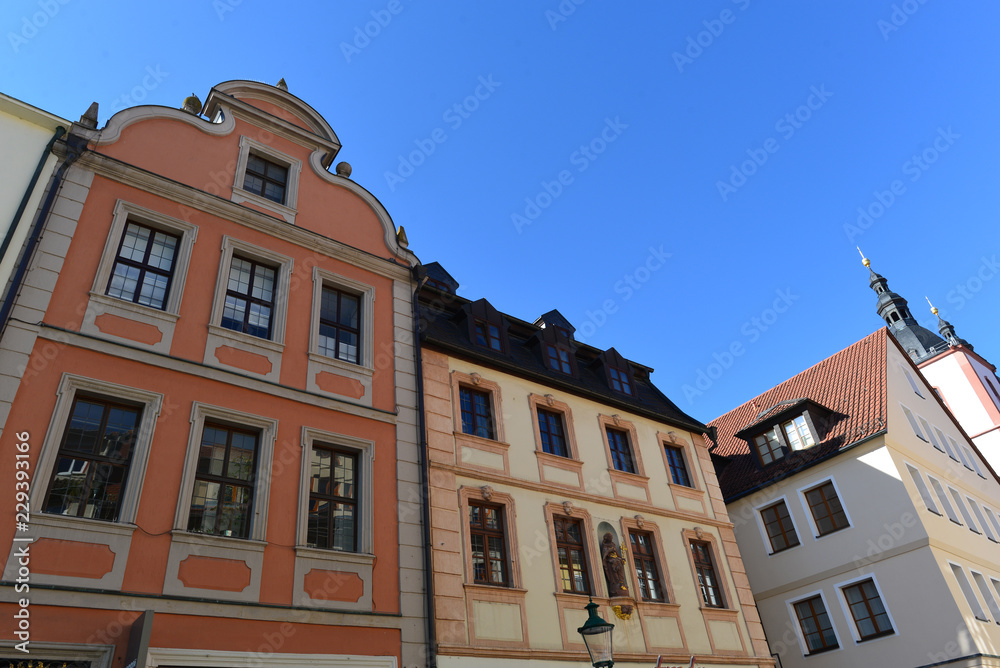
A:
609,596,635,620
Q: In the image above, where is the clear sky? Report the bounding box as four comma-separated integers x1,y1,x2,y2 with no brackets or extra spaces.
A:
4,1,998,422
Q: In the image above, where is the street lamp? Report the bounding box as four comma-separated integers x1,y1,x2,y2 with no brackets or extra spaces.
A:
577,597,615,668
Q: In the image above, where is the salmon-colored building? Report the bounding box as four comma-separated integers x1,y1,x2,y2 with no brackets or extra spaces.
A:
0,81,427,668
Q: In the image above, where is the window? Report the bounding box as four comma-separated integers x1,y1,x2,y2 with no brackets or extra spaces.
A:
105,221,180,310
754,428,785,465
242,153,288,204
469,501,508,586
983,505,1000,539
474,319,503,352
842,579,894,641
793,595,839,654
629,531,665,601
460,387,495,439
921,418,943,451
609,366,632,395
901,405,927,441
938,429,960,461
664,445,692,487
949,487,980,533
307,445,358,552
804,481,850,536
761,500,800,553
927,475,961,524
537,409,568,457
905,464,940,515
546,344,572,374
318,286,361,364
968,498,996,541
221,255,276,339
951,563,989,621
187,424,259,539
986,375,1000,407
690,540,725,608
781,416,815,451
554,516,590,594
43,396,142,522
606,427,636,474
900,363,924,398
973,572,1000,622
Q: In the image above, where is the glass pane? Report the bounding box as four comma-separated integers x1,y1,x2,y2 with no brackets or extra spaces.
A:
188,479,221,533
100,406,138,461
333,452,355,498
219,483,252,537
251,266,275,301
339,294,359,328
308,499,330,548
44,456,89,515
311,447,331,494
107,263,141,301
247,303,271,338
148,231,177,270
263,182,284,203
227,432,257,481
331,501,356,551
321,288,339,322
64,400,106,454
338,330,358,363
488,536,504,583
472,535,486,580
318,328,337,357
197,427,228,476
221,295,247,331
484,506,499,530
119,224,150,261
137,272,169,309
228,258,252,294
82,462,126,520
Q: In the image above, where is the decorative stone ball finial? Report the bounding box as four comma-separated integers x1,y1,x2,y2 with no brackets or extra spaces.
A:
335,161,352,178
857,246,870,268
182,94,202,116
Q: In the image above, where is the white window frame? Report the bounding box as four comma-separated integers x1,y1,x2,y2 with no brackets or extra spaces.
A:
983,505,1000,539
785,589,842,657
921,418,943,451
173,402,278,542
967,497,997,542
834,573,898,644
927,474,961,524
797,476,853,540
933,425,957,460
231,135,302,223
948,486,980,534
31,373,164,526
950,562,989,622
899,363,924,398
900,404,927,442
308,267,376,370
90,199,198,317
904,462,940,516
752,494,802,555
208,235,293,346
296,426,375,556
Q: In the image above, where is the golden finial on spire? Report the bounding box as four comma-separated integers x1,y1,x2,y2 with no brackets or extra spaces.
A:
857,246,870,268
926,296,938,316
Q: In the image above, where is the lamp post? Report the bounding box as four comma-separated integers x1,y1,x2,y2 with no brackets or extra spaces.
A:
577,597,615,668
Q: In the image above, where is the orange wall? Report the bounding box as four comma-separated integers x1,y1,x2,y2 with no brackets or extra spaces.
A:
0,604,402,666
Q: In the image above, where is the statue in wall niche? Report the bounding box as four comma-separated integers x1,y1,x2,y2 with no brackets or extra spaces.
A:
601,532,630,598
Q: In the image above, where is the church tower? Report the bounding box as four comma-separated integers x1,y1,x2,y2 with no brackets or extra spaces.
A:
860,250,1000,471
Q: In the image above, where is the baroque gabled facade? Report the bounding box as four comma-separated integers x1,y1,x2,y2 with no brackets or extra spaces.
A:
711,329,1000,668
0,82,426,668
417,264,774,668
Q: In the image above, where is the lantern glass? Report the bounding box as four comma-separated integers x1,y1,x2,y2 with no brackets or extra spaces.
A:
577,599,615,668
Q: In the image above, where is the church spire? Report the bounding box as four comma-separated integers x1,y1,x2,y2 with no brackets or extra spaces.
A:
859,249,948,362
926,297,973,350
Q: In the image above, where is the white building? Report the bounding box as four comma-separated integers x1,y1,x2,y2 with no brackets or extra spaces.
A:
710,328,1000,667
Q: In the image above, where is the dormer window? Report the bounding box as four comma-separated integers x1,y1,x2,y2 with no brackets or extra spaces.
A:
427,278,452,292
546,344,572,374
781,416,815,451
754,428,785,465
474,319,503,352
609,366,632,395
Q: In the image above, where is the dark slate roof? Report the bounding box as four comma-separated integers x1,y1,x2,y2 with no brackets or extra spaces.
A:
417,286,706,433
709,330,888,502
423,262,459,293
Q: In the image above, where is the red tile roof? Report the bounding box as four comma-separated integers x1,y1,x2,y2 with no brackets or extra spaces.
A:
709,330,888,501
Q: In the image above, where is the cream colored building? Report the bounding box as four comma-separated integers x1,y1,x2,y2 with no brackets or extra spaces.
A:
417,265,774,668
712,329,1000,668
0,92,66,306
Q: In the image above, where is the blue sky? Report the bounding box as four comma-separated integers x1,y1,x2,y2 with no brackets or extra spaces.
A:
4,1,999,421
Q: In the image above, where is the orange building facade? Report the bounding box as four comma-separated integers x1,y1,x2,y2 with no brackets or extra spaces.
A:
0,82,426,668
